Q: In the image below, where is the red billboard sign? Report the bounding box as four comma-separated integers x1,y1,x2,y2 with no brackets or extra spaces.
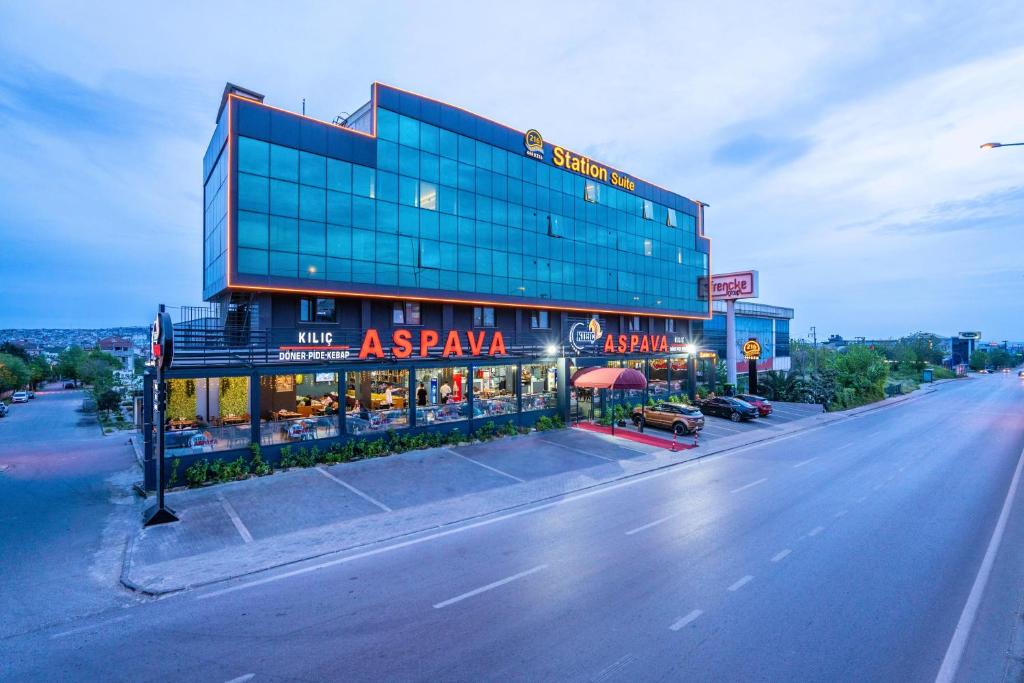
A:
699,270,759,301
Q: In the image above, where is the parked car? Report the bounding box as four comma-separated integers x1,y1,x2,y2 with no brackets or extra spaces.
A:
698,397,759,422
1002,368,1010,374
632,402,704,435
0,402,7,417
64,382,75,389
11,391,28,403
1018,370,1024,378
734,393,773,416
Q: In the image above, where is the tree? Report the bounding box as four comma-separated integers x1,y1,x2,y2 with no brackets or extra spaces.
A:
830,345,889,407
0,342,30,362
0,353,31,393
761,370,808,402
96,389,121,412
969,350,988,371
28,356,50,389
55,346,87,381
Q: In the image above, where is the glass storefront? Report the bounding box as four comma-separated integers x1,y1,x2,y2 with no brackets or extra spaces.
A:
414,366,470,425
473,365,517,417
346,369,409,434
260,373,340,445
522,363,557,411
164,376,251,456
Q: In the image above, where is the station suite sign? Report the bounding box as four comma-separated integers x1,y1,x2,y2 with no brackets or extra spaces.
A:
524,130,636,192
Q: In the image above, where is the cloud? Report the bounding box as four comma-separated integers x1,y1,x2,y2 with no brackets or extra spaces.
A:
712,133,812,167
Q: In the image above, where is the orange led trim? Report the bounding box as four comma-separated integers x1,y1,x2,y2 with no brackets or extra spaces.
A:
222,86,714,322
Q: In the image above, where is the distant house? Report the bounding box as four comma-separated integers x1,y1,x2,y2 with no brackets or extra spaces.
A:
97,336,135,370
10,339,42,356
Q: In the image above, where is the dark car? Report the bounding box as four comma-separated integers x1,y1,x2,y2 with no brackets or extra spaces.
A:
64,382,75,389
735,393,772,417
0,402,7,417
631,402,705,435
699,397,759,422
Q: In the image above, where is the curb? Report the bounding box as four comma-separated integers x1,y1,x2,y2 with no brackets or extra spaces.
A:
120,379,956,596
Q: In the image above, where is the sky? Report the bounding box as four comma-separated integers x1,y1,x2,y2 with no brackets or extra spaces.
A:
0,1,1022,341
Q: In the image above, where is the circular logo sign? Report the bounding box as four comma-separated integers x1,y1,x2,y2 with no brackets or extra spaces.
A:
524,129,544,160
742,339,761,360
568,318,603,353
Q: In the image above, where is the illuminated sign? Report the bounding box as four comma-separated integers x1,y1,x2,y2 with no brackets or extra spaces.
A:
603,334,669,354
742,339,762,360
359,329,507,359
568,318,604,353
552,146,635,192
278,329,351,362
524,129,544,160
698,351,718,360
958,331,981,339
699,270,759,301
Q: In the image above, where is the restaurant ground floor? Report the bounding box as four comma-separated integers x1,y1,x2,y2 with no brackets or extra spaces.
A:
143,352,708,490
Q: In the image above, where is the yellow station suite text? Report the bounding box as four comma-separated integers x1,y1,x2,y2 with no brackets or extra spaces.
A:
552,147,636,192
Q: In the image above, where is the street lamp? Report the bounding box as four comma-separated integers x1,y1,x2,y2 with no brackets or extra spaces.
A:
980,141,1024,150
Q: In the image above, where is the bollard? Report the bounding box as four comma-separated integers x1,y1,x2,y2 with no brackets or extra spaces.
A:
693,429,700,448
672,431,678,452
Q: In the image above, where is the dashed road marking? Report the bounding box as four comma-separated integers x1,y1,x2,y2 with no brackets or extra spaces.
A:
224,675,255,683
873,483,885,491
50,614,131,639
793,457,818,468
625,511,685,536
669,610,704,631
855,496,868,503
728,575,754,591
433,564,548,609
808,526,825,537
592,653,638,681
771,549,792,562
834,509,848,519
731,478,767,493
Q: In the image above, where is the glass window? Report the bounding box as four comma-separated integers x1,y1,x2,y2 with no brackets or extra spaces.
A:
419,181,437,210
628,316,641,332
269,179,299,217
420,240,440,269
522,363,557,411
399,144,419,177
270,144,299,181
299,297,336,323
237,210,268,248
398,116,419,148
377,108,399,142
414,367,469,424
326,191,351,226
238,137,269,176
165,377,252,455
238,248,267,275
346,369,409,434
642,199,654,219
473,306,495,327
644,239,653,257
269,215,298,252
270,250,297,277
420,122,439,154
530,310,549,329
259,373,339,445
474,365,517,416
299,151,326,187
392,301,421,325
299,185,326,221
352,165,375,198
377,140,398,172
326,158,352,193
666,318,676,333
238,173,269,213
299,220,325,255
667,208,678,227
584,181,599,203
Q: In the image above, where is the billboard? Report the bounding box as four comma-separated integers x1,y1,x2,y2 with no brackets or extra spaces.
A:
958,331,981,340
699,270,759,301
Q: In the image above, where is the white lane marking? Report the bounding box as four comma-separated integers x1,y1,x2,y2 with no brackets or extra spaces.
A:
873,483,885,491
195,424,852,600
315,466,392,512
625,511,684,536
50,614,131,639
793,457,818,468
731,478,767,493
224,675,255,683
218,493,254,544
834,509,848,519
445,449,525,483
771,549,792,562
728,575,754,591
836,442,855,451
898,465,907,472
539,438,615,462
808,526,825,537
433,564,547,609
887,474,896,482
593,653,638,681
855,496,868,503
936,444,1024,683
669,609,704,631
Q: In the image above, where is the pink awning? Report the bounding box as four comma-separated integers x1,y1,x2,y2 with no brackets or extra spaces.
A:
571,367,647,390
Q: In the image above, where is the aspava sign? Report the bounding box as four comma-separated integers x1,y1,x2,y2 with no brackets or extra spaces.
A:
359,328,507,359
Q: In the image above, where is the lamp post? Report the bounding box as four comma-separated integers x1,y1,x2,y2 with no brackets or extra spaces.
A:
685,343,698,402
980,142,1024,149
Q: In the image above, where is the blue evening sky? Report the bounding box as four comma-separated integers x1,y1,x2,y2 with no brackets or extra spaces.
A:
1,2,1022,340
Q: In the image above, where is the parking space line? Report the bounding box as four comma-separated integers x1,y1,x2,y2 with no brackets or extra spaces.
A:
707,422,743,433
218,493,254,544
315,466,392,512
771,549,792,562
433,564,547,608
538,438,615,462
669,609,703,631
728,575,754,591
731,478,767,493
793,457,817,468
445,449,525,483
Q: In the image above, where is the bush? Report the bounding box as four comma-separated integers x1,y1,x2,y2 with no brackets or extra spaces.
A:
278,445,295,468
169,458,181,488
185,459,209,487
250,444,271,476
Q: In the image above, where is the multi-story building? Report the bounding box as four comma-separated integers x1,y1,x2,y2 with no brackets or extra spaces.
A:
701,301,793,373
144,82,715,483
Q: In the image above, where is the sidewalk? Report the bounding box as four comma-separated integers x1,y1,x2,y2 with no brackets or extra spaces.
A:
122,379,959,595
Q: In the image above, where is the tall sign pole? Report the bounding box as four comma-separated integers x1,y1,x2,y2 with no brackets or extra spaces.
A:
144,304,179,526
701,270,759,394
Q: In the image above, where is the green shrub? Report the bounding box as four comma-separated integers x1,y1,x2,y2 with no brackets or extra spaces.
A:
169,458,181,488
185,459,209,487
279,445,295,468
502,421,518,436
250,445,271,476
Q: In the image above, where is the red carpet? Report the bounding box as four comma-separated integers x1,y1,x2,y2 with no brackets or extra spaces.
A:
573,422,696,450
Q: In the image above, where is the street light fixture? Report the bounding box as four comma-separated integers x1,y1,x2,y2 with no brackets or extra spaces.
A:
980,141,1024,150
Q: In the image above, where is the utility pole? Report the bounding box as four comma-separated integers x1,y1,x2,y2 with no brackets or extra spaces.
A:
810,326,818,373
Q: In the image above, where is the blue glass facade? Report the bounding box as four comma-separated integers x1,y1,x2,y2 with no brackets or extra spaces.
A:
203,83,711,318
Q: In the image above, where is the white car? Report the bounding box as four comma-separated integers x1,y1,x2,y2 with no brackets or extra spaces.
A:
11,391,28,403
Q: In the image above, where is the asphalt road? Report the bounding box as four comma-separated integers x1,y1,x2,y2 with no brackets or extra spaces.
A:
4,375,1024,682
